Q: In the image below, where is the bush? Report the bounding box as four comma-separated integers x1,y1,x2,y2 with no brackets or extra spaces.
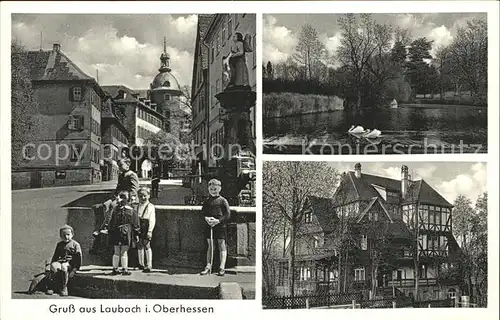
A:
264,92,344,118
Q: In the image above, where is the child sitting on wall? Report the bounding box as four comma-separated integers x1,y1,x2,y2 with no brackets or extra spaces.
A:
49,225,82,296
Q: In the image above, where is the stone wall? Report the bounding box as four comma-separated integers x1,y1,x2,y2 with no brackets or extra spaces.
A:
90,205,256,269
12,168,93,189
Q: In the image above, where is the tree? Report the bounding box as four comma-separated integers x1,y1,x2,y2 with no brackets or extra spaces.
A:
452,193,488,305
406,37,435,96
336,14,393,109
263,162,339,297
11,40,40,168
144,131,191,175
294,24,327,81
448,19,487,101
262,197,287,295
266,61,274,80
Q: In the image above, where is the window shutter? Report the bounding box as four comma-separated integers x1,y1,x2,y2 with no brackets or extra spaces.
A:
78,115,84,130
69,87,74,101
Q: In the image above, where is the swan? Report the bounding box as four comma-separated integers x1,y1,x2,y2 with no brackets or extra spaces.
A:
348,125,365,134
363,129,382,139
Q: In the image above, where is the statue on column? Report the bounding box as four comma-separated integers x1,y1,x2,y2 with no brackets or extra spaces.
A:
222,32,253,90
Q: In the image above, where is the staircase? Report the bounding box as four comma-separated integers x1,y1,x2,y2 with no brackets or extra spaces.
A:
377,286,406,299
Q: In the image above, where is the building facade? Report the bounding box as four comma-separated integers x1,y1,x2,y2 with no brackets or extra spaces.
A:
191,14,213,172
12,44,106,189
276,164,462,301
100,96,130,181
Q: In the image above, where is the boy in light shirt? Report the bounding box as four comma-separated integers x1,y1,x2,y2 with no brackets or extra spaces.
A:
136,187,156,273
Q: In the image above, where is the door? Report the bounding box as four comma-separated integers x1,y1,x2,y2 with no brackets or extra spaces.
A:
30,171,42,188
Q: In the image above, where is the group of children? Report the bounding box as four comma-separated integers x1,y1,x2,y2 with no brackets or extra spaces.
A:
46,177,230,296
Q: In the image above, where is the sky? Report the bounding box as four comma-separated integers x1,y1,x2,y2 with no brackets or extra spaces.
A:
330,161,487,206
12,14,199,90
263,13,487,65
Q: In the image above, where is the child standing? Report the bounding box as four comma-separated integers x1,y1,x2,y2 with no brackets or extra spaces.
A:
200,179,231,276
50,225,82,296
136,187,156,273
105,190,140,275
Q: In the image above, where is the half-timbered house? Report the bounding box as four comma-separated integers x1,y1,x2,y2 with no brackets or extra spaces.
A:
276,163,462,301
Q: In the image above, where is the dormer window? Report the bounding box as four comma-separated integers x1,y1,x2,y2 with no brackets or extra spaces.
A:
304,211,312,223
163,81,170,87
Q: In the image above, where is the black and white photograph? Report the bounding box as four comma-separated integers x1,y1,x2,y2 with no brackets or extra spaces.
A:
10,13,256,300
262,13,488,154
263,161,488,309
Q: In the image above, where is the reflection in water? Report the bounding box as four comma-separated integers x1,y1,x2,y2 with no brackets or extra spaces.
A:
264,105,487,147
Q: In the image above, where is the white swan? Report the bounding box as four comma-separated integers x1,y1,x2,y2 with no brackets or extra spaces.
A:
348,125,365,134
363,129,382,139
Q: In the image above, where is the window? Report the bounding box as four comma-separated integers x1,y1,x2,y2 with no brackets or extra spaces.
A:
222,22,226,46
70,144,83,162
420,264,427,278
448,289,456,301
90,91,95,105
441,209,448,227
211,85,215,108
227,16,232,39
360,235,367,250
23,144,35,160
313,238,319,248
211,44,214,63
216,34,220,55
354,268,365,281
369,211,378,221
68,115,84,131
164,94,170,101
396,270,403,281
304,211,312,223
419,205,429,227
71,87,82,101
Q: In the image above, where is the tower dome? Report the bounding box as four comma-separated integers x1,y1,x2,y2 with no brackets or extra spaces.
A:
150,37,182,94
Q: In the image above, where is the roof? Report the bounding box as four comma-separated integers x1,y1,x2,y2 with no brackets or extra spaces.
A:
150,71,181,91
417,180,452,207
357,197,393,222
345,171,452,207
26,49,93,81
302,196,337,234
197,14,214,69
387,220,411,239
101,85,138,103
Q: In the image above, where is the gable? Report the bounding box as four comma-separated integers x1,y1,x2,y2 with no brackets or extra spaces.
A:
418,180,452,207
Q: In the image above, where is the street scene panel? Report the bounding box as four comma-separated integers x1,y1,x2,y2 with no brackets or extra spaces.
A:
263,161,487,309
262,13,488,155
11,13,256,299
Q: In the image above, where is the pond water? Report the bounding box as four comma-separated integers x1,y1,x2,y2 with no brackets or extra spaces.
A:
263,105,487,154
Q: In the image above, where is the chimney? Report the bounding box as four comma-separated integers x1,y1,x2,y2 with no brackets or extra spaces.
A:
354,163,362,179
53,43,61,53
401,165,409,199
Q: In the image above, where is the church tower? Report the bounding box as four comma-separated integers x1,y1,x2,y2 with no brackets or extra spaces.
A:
149,37,183,132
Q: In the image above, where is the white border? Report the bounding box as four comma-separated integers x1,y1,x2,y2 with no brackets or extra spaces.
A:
1,1,499,320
